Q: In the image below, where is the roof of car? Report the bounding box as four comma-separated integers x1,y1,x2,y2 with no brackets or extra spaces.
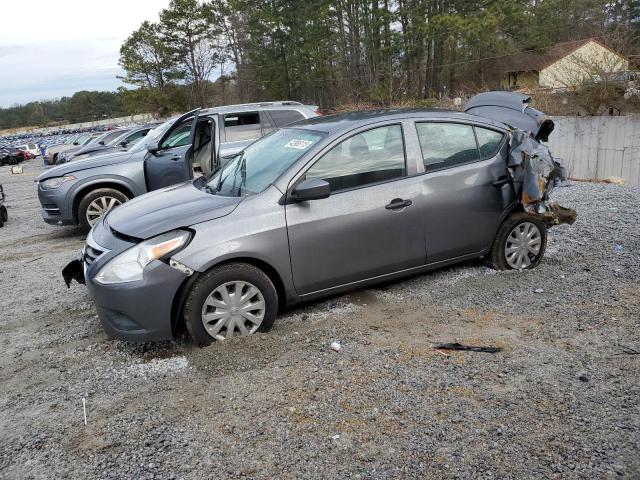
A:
288,108,509,134
201,101,316,115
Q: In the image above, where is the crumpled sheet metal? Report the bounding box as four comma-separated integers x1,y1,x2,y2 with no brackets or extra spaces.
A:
508,129,576,225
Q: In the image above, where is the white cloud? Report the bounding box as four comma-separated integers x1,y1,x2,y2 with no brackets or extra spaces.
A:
0,0,170,106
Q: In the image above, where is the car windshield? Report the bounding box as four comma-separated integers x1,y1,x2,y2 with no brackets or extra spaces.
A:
204,128,324,197
128,118,176,153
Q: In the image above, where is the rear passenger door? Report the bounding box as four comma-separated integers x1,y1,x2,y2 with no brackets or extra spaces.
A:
286,123,426,295
414,122,512,262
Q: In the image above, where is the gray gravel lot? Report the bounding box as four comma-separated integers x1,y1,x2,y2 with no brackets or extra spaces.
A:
0,157,638,479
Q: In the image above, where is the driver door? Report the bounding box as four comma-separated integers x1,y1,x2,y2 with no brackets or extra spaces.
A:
145,109,200,191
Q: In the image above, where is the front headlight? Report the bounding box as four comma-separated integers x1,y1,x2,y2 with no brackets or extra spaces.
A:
94,230,192,284
40,175,76,189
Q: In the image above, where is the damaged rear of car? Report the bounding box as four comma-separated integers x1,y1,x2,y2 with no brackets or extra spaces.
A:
465,91,576,227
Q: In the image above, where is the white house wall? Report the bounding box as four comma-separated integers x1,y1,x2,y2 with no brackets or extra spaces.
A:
539,41,629,89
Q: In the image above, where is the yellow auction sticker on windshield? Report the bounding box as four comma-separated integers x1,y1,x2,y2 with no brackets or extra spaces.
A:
285,139,314,150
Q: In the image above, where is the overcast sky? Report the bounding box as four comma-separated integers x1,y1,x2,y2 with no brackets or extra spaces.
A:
0,0,170,107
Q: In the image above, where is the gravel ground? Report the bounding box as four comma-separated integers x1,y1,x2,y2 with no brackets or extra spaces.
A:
0,157,638,479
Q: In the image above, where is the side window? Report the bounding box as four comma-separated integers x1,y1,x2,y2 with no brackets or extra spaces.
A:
160,123,191,149
306,125,406,192
416,122,479,171
268,109,305,127
125,130,148,145
224,112,261,142
475,127,504,159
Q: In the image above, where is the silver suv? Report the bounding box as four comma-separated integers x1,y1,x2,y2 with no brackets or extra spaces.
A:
37,102,320,230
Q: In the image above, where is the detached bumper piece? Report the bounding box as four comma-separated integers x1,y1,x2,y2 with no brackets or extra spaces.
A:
62,255,85,287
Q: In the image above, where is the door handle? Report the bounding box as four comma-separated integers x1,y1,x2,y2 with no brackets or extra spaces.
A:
385,198,412,210
493,175,511,186
170,155,182,161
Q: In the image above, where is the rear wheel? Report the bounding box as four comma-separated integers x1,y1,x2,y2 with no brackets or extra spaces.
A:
183,263,279,347
488,212,547,270
77,188,128,231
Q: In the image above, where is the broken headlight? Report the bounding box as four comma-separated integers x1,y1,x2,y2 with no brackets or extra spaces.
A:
94,230,192,284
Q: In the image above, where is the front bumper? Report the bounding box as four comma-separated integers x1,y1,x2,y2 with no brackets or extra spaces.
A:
64,219,190,342
37,183,76,225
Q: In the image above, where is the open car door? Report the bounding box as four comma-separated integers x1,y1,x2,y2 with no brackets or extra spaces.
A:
144,109,200,191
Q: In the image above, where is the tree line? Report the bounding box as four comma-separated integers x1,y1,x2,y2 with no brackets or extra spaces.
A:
0,91,127,130
2,0,638,128
119,0,639,112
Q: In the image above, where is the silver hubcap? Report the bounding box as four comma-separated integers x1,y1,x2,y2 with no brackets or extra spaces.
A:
86,196,122,225
505,221,542,269
201,281,266,340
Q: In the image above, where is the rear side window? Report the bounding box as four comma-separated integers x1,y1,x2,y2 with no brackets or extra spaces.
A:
475,127,504,159
306,124,406,192
268,109,305,127
224,112,261,142
416,122,478,171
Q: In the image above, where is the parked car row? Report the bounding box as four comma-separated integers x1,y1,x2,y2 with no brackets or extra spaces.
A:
0,146,32,165
56,94,573,348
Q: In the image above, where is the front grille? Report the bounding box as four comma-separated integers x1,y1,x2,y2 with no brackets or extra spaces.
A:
84,245,105,265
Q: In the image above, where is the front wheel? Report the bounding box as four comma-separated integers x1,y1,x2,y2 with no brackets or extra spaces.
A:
183,263,279,347
488,212,547,270
77,188,128,231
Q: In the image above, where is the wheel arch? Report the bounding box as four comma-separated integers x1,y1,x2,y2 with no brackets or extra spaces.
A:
71,181,135,223
170,256,288,337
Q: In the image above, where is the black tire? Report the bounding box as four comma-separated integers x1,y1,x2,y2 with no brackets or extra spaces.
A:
77,188,129,231
52,153,59,164
0,205,7,222
488,212,547,271
183,263,279,347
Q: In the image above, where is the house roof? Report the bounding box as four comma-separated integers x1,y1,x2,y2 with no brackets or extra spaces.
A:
496,38,623,74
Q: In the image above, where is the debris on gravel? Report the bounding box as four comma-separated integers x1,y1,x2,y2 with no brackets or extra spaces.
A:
1,158,639,479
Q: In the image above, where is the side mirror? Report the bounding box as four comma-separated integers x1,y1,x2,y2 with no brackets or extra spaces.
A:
98,141,105,145
291,178,330,202
147,141,160,155
119,140,128,147
72,142,79,146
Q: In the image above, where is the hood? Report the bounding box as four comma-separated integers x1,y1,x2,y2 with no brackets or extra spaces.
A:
464,92,554,142
37,150,133,181
105,181,242,239
76,144,108,156
48,143,75,154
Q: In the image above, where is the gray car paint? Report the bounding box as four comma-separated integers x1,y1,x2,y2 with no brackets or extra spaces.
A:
80,108,517,341
36,104,319,226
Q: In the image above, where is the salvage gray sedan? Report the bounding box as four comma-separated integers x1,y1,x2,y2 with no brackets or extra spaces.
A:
64,107,563,345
